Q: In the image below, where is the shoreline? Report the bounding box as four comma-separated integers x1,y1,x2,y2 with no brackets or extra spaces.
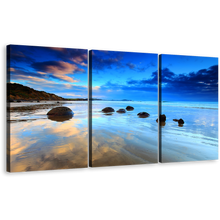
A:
6,100,88,110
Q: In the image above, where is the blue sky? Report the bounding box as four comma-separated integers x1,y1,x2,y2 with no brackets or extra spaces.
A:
91,50,158,101
8,46,217,102
92,50,220,101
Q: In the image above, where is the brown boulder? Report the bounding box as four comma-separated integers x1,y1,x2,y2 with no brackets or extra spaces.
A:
137,112,150,118
156,114,166,122
102,107,115,113
126,106,134,111
47,107,73,116
116,109,126,113
178,119,184,124
173,118,184,125
47,107,73,122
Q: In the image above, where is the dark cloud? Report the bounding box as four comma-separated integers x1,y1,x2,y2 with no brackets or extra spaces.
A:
8,45,35,64
47,47,87,66
92,53,124,70
126,62,135,69
125,61,156,72
127,71,158,85
126,65,218,99
7,45,87,68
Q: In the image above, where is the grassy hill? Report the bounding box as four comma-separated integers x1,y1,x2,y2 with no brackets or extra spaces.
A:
7,83,65,101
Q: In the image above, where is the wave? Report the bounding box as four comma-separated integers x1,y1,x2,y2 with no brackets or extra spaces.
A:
184,106,218,110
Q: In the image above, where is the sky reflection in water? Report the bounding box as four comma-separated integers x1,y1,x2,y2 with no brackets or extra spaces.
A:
9,101,88,172
91,100,218,166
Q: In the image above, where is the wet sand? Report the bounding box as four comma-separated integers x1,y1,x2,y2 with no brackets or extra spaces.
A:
7,101,88,172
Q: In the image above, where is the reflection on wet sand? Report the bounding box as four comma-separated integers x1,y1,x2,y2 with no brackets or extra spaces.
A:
103,113,114,116
159,121,166,127
91,129,157,167
8,102,88,172
47,114,73,122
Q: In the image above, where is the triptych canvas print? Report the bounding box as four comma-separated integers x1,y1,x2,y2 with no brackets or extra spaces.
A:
7,45,218,172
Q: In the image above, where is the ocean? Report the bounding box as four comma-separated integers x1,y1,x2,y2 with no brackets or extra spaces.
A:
8,100,217,172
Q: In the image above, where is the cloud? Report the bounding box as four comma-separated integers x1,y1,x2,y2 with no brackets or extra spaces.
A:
60,93,82,97
126,62,157,72
48,47,87,67
10,70,86,91
10,68,48,80
92,86,100,90
31,61,84,82
10,73,56,85
126,62,135,69
72,54,88,66
92,55,123,70
8,46,35,64
9,67,15,72
125,65,218,100
98,79,158,93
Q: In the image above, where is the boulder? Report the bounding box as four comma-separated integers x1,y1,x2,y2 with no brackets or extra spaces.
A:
173,119,179,122
173,118,184,124
102,107,115,113
116,109,126,113
47,106,73,116
178,119,184,124
47,107,73,122
126,106,134,111
156,114,166,122
137,112,150,118
173,118,184,125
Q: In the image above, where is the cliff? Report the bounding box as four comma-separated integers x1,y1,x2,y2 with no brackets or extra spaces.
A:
7,83,65,101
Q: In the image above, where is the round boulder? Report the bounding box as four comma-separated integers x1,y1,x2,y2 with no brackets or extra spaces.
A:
116,109,126,113
47,106,73,122
126,106,134,111
102,107,115,113
178,119,184,124
156,114,166,122
173,118,184,125
137,112,150,118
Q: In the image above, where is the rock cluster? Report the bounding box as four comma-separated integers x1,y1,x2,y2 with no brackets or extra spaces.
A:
101,106,184,127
